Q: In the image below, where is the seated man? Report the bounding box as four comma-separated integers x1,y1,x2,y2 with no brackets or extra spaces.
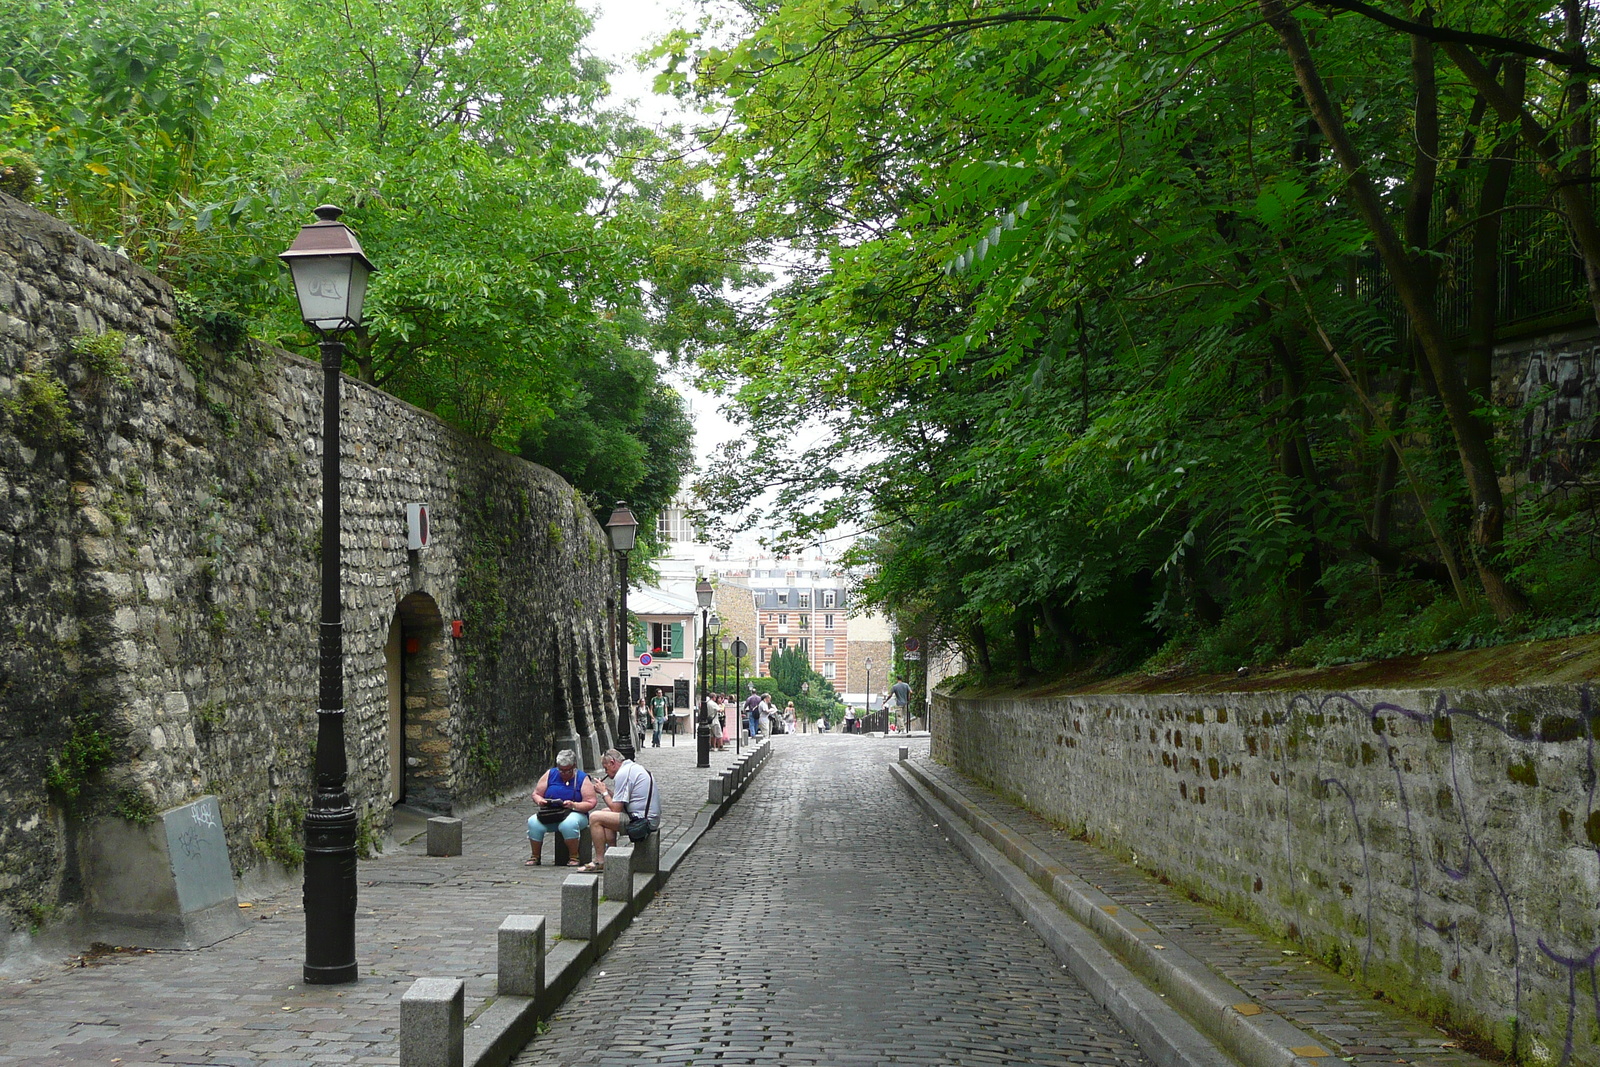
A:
582,748,661,872
526,749,597,866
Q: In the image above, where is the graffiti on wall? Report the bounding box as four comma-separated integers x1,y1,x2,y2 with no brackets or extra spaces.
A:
1268,689,1599,1066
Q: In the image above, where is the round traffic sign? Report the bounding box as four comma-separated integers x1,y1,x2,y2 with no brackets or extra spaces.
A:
904,637,920,652
639,652,653,666
732,639,748,658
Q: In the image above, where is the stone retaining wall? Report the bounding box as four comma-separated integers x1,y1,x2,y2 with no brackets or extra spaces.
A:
934,684,1600,1065
0,193,621,939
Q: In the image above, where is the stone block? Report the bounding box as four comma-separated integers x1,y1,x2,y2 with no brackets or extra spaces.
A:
497,914,544,997
553,833,592,867
561,874,600,940
427,817,461,857
633,829,660,874
603,845,634,903
708,777,725,805
77,794,246,949
400,976,464,1067
898,746,909,762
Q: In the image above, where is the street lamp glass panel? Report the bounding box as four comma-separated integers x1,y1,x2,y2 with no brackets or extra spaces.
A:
605,502,639,552
287,255,370,333
696,578,714,608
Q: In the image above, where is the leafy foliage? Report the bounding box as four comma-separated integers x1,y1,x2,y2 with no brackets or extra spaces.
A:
680,0,1600,681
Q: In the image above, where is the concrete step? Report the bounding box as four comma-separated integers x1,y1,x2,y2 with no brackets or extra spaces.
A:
891,757,1495,1067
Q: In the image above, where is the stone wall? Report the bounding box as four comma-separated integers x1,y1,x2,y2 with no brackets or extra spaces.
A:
0,193,623,939
934,684,1600,1065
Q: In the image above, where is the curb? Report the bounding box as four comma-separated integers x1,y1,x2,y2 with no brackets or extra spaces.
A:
456,739,775,1067
892,759,1334,1067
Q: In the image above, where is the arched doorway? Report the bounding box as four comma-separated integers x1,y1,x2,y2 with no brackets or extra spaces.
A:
385,592,451,812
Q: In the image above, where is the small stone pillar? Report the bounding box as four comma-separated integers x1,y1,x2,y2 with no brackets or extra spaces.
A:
603,846,634,903
427,817,462,857
561,874,600,940
898,746,909,762
633,830,660,875
708,777,725,805
497,915,545,997
554,833,592,867
400,977,464,1067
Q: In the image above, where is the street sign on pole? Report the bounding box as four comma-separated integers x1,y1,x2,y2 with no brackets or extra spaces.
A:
732,639,748,659
639,652,653,667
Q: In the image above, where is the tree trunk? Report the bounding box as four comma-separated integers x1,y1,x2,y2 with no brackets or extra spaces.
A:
1012,605,1038,680
1259,0,1527,618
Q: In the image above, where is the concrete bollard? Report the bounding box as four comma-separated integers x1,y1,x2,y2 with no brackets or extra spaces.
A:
708,776,725,805
400,977,464,1067
497,915,545,997
633,829,660,874
898,746,909,762
553,833,592,867
561,873,600,940
603,845,634,903
427,817,462,857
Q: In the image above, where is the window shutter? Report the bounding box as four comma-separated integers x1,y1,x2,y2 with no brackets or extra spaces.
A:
670,622,684,658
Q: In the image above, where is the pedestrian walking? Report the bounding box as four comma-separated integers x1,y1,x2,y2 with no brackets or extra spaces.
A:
650,691,666,746
745,689,762,739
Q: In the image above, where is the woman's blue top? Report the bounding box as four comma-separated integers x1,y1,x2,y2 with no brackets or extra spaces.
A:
545,768,587,804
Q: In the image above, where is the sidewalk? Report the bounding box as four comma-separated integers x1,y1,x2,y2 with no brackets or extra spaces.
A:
895,756,1498,1067
0,738,755,1066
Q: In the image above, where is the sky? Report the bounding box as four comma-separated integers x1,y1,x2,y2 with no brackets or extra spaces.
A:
580,2,858,561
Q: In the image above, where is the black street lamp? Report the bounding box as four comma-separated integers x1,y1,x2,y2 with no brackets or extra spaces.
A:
695,578,713,767
732,636,745,754
865,658,873,734
605,503,639,760
279,205,376,986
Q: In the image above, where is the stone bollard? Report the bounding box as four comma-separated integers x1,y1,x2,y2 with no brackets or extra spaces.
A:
561,873,600,940
603,845,634,904
497,915,545,997
400,977,464,1067
553,833,592,867
898,746,909,762
427,817,462,857
633,829,660,874
708,776,725,805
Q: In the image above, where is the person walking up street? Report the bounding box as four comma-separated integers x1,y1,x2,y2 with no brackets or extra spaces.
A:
745,689,762,740
651,691,666,747
582,748,661,872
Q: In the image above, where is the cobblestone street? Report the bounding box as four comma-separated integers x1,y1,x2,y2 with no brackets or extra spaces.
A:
512,734,1155,1067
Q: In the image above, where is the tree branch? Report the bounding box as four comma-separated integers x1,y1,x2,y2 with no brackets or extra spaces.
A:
1311,0,1600,76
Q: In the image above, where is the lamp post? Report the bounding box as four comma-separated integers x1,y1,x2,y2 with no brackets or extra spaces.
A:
865,658,873,734
695,578,713,767
733,637,743,754
279,205,376,986
605,503,639,760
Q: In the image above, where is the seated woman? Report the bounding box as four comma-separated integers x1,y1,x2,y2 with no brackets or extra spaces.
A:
526,749,597,866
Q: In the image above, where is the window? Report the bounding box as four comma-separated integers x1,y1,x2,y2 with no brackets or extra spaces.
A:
650,622,675,656
823,662,835,679
798,614,809,630
799,637,809,654
759,646,767,663
823,590,837,608
824,637,835,655
655,510,696,543
823,614,834,630
777,613,787,626
777,592,788,605
778,637,788,649
799,592,811,608
758,623,766,638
